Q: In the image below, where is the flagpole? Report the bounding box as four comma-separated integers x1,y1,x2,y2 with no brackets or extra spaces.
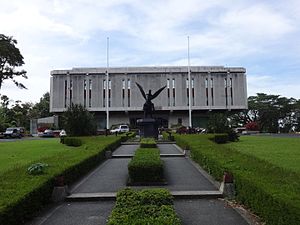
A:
188,36,192,127
106,37,109,130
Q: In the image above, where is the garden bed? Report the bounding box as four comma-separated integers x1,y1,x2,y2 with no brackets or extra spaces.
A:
0,136,122,225
127,148,165,185
107,188,181,225
174,134,300,225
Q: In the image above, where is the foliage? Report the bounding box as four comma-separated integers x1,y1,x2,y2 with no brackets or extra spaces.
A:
174,134,300,225
0,136,122,225
211,134,229,144
62,103,97,136
0,34,27,90
231,93,300,133
128,148,163,183
64,137,82,147
140,138,157,148
0,92,52,131
207,113,230,133
108,188,181,225
245,121,259,131
27,163,49,175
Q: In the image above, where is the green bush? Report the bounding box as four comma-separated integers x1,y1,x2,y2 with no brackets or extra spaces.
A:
107,188,181,225
212,134,229,144
140,138,157,148
27,163,49,175
64,137,82,147
174,134,300,225
128,148,163,183
0,136,122,225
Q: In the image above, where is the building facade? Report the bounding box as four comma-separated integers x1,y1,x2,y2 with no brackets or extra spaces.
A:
50,66,247,129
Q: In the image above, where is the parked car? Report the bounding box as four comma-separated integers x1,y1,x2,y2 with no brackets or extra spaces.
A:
42,129,55,138
3,127,24,138
110,125,129,134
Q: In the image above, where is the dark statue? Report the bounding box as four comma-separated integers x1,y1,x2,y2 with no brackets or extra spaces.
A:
136,82,166,118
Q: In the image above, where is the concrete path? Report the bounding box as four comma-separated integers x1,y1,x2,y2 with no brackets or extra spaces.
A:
28,143,250,225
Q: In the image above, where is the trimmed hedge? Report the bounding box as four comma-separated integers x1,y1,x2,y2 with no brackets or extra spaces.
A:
211,134,229,144
64,137,82,147
174,134,300,225
140,138,157,148
107,188,181,225
128,148,163,183
0,136,122,225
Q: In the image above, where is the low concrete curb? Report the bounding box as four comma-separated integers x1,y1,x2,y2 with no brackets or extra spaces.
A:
66,190,223,202
112,153,185,158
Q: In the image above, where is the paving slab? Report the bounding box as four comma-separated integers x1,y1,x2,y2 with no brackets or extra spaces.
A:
71,159,129,193
157,144,183,154
28,201,114,225
112,144,138,155
174,199,249,225
71,157,217,193
161,157,218,191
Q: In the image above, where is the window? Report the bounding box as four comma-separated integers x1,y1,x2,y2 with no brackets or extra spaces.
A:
83,80,87,107
192,78,195,106
172,78,175,106
211,78,214,106
186,78,189,106
108,80,111,107
230,78,233,105
224,78,228,106
70,80,73,105
122,79,125,107
167,79,170,106
127,79,131,107
64,80,67,108
103,79,106,107
205,78,208,106
88,79,92,107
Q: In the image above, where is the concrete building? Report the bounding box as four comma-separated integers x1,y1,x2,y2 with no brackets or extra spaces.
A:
50,66,247,129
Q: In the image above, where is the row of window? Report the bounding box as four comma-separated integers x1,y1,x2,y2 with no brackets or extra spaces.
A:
63,77,234,108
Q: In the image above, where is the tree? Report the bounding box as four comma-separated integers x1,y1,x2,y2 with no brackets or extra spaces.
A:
31,92,52,118
62,103,96,136
0,34,27,90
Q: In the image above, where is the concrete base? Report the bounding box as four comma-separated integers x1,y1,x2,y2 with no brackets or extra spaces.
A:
51,185,69,202
219,182,235,199
137,118,159,139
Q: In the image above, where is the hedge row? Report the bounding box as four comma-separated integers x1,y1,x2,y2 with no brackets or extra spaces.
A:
107,188,181,225
64,137,82,147
174,134,300,225
0,136,122,225
128,148,163,183
140,138,157,148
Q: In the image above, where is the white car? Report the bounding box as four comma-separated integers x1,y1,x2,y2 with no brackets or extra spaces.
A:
110,125,129,134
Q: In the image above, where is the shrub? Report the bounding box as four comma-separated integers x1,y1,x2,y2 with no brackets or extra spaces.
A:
227,129,239,142
245,121,259,131
212,134,229,144
128,148,163,183
27,163,49,175
0,136,122,225
140,138,157,148
174,134,300,225
107,188,181,225
64,137,82,147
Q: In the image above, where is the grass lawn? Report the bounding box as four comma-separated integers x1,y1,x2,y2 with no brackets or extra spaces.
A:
227,136,300,173
0,136,121,225
0,139,71,173
174,134,300,225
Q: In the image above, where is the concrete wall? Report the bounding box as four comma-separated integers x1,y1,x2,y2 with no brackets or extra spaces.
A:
50,66,247,128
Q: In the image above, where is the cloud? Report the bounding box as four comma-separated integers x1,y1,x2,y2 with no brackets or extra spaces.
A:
0,0,299,103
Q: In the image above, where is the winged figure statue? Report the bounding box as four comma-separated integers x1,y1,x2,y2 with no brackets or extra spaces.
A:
136,82,166,118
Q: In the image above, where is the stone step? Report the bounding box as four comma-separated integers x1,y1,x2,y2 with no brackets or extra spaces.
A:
112,153,185,158
66,190,223,202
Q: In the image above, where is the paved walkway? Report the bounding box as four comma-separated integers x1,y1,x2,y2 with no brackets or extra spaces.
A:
28,143,250,225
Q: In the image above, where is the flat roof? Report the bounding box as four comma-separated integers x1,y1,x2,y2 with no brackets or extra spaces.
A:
51,66,246,75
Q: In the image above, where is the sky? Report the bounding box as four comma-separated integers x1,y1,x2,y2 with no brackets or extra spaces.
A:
1,0,300,104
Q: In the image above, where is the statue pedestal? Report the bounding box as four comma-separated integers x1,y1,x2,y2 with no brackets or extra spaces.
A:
137,118,159,139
